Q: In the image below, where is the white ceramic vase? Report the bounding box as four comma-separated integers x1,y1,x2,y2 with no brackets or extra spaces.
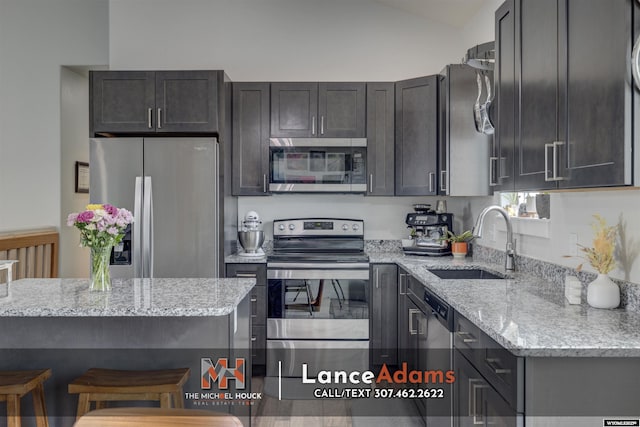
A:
587,274,620,309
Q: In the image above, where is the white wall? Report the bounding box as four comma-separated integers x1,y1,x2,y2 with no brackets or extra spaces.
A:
109,0,467,80
59,67,90,277
0,0,109,235
239,195,487,241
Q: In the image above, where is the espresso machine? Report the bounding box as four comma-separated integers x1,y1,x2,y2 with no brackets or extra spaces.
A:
402,205,454,256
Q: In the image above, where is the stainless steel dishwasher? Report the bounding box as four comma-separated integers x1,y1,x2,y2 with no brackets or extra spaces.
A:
407,276,454,427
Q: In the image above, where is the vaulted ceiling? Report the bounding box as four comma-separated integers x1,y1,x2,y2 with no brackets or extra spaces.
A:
372,0,488,27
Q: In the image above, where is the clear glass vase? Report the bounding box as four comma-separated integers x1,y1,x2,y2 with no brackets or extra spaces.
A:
90,246,112,292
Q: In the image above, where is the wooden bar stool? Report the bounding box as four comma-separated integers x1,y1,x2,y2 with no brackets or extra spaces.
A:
73,407,243,427
0,369,51,427
68,367,190,419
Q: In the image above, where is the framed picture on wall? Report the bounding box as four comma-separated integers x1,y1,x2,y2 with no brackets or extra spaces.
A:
75,161,89,193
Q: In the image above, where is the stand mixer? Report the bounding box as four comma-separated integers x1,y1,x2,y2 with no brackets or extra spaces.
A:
238,211,265,257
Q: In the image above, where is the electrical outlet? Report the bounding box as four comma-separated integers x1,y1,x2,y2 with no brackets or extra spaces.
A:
568,233,578,256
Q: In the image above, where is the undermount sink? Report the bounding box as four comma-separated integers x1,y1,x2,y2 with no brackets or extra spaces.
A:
427,268,505,280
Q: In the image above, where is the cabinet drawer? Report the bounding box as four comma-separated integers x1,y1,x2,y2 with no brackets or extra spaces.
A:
479,333,519,409
251,285,266,326
225,263,266,286
453,311,482,354
252,325,266,365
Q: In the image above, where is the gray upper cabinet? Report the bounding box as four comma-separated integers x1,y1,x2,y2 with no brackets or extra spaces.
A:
395,75,439,196
91,70,219,135
501,0,633,191
493,0,516,191
318,83,366,137
557,0,632,188
155,71,219,133
270,83,317,137
270,82,365,138
514,0,558,191
232,83,270,196
91,71,155,134
366,83,395,196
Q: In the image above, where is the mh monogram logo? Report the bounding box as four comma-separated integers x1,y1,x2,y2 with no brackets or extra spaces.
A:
201,357,246,390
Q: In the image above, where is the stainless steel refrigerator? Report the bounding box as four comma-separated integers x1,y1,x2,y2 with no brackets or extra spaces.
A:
90,137,223,279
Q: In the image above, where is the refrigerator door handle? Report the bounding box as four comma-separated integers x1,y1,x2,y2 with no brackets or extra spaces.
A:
133,176,143,278
213,141,220,278
143,176,154,278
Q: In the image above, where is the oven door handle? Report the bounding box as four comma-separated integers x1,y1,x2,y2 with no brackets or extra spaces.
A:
267,267,370,280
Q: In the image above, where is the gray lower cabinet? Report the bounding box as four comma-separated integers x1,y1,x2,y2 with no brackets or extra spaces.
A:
370,264,398,366
226,263,267,367
497,0,633,191
453,311,521,426
270,82,365,138
232,82,270,196
395,75,439,195
366,83,395,196
91,70,220,135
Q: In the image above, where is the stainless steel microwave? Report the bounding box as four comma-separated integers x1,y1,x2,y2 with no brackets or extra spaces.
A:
269,138,367,193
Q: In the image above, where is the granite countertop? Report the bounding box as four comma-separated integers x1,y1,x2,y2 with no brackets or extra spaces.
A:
225,247,640,356
372,252,640,357
0,278,255,317
225,253,268,263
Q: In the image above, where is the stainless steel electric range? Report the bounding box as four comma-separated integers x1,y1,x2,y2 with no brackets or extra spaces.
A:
266,218,370,377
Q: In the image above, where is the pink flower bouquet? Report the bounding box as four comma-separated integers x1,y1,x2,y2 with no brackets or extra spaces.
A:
67,204,133,291
67,204,133,249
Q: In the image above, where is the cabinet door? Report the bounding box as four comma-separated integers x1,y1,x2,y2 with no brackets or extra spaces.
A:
454,350,488,427
232,83,270,196
493,0,516,191
558,0,632,188
370,264,398,366
318,82,366,137
395,76,439,195
514,0,558,191
397,270,410,366
91,71,155,135
366,83,395,196
225,263,267,367
270,83,318,137
155,71,219,133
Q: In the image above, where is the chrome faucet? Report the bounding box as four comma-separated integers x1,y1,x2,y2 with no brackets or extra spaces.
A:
473,206,516,271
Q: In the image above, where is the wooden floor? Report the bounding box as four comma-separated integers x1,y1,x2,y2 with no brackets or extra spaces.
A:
251,377,352,427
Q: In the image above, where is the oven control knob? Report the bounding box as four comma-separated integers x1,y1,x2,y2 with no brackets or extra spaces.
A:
288,223,296,231
352,224,360,231
278,224,286,231
342,224,349,231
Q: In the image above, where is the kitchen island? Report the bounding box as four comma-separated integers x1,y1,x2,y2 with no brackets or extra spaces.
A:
0,278,255,427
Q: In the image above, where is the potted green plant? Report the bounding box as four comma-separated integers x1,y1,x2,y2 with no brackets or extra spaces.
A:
442,230,474,258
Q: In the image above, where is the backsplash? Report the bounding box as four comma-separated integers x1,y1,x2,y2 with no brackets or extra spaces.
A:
473,244,640,312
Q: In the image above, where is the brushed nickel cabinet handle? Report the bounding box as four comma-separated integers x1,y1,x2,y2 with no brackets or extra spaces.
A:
311,116,316,135
147,108,153,129
485,358,511,375
440,170,447,192
544,142,554,181
429,172,436,192
489,157,498,186
263,174,267,193
633,34,640,91
408,309,420,335
399,273,407,295
236,273,257,278
369,174,373,193
157,108,162,129
320,116,324,135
